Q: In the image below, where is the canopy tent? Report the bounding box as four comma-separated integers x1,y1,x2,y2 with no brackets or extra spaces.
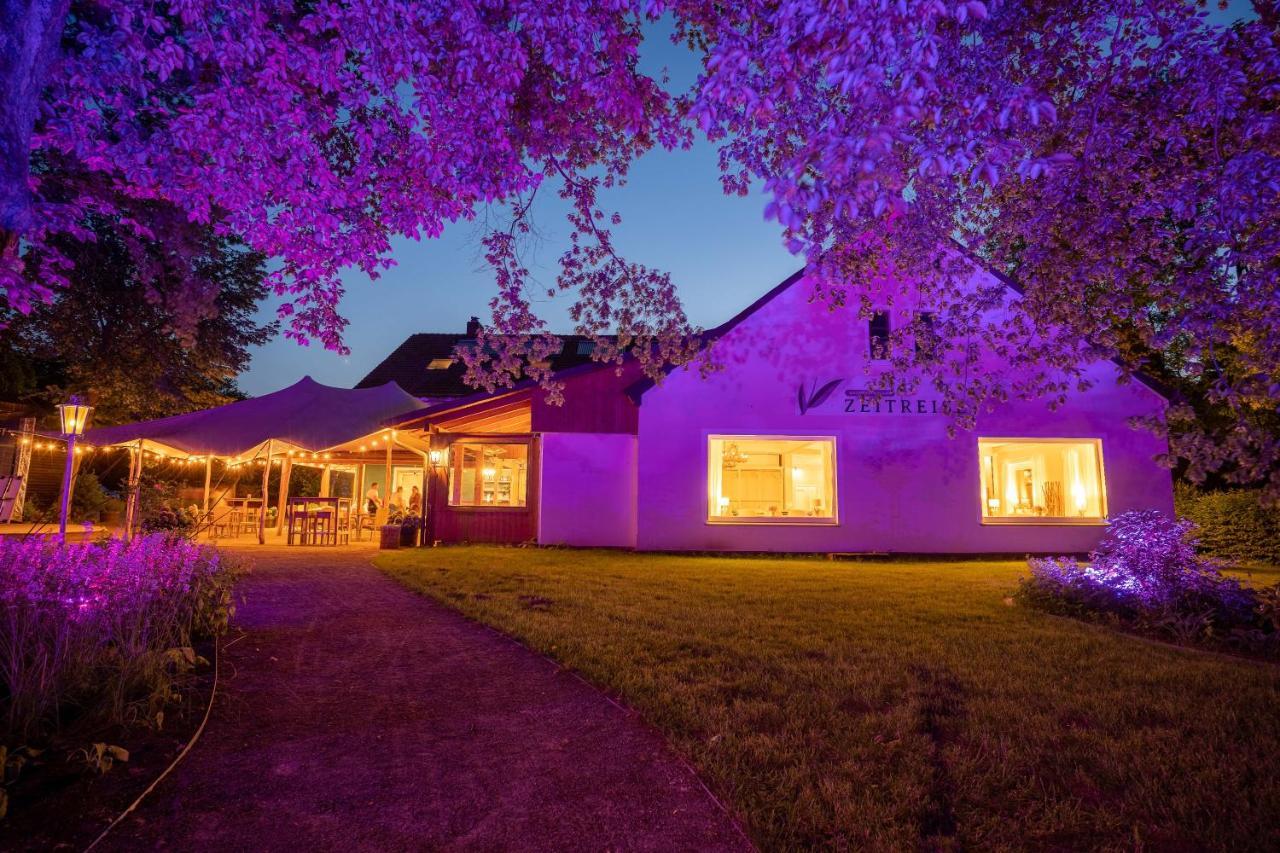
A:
82,377,432,543
85,376,430,459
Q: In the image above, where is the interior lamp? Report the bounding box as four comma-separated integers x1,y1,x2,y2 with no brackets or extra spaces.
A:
1071,479,1088,514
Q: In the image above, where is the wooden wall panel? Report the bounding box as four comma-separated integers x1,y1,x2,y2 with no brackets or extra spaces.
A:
424,435,539,544
531,363,643,434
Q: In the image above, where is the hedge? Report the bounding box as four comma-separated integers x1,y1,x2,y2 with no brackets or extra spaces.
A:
1175,483,1280,565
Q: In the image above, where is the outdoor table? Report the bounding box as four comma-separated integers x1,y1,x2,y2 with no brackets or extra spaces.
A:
286,497,349,545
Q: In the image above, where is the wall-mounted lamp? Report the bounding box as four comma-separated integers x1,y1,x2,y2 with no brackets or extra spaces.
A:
429,449,444,466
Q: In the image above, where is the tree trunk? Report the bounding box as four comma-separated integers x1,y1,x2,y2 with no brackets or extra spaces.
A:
0,0,71,247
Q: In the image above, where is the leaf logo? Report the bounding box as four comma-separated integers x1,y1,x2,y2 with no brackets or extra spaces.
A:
798,379,843,414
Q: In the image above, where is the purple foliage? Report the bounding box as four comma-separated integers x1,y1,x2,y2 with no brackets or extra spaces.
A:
1025,511,1260,629
3,2,1277,498
0,534,237,741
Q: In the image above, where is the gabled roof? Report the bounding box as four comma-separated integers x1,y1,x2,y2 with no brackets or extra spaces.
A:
355,332,613,400
366,246,1168,413
624,245,1168,401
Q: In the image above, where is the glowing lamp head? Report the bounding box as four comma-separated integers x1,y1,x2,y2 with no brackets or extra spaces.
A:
58,396,92,436
482,466,496,479
429,449,443,465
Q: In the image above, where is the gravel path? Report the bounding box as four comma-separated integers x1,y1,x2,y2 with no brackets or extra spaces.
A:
103,545,748,852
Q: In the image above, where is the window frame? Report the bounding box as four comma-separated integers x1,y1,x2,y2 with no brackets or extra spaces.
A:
705,433,839,526
446,438,533,510
976,436,1109,526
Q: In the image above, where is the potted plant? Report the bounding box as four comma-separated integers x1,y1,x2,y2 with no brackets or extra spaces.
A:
398,513,423,547
379,510,403,550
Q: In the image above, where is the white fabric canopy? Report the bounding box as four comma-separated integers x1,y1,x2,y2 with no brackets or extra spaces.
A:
84,376,429,459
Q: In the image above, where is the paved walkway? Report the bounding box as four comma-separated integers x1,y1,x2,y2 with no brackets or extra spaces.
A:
104,546,748,852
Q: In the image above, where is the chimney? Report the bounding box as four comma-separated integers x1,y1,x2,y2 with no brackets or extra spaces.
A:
465,316,481,337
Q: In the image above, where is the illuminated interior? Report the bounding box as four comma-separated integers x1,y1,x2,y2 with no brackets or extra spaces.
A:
978,438,1106,522
708,436,836,522
448,442,529,507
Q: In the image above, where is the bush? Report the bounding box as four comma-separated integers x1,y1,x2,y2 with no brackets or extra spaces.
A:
0,535,238,745
1019,511,1279,657
69,471,113,523
1175,483,1280,565
139,506,198,538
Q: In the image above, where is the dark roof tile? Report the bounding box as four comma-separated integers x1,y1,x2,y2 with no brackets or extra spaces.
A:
355,332,612,400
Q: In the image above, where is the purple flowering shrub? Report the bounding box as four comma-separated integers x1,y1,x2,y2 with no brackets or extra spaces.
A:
1020,512,1278,656
0,535,238,746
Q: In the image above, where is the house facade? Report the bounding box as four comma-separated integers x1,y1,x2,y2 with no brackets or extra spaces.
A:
377,266,1172,554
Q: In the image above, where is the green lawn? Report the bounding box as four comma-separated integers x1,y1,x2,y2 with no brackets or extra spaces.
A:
377,547,1280,851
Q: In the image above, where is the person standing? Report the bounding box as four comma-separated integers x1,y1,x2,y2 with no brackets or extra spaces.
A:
409,485,422,515
365,482,382,516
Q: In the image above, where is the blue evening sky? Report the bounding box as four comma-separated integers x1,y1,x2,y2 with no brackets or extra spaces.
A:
238,2,1257,395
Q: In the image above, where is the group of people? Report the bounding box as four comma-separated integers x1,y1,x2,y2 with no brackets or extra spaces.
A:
364,482,421,517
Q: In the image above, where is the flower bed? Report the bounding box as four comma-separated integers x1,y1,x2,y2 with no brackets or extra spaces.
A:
0,535,239,818
1018,511,1280,658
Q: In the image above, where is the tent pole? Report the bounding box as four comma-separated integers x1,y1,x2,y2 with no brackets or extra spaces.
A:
381,439,392,525
123,441,143,543
258,440,272,544
274,455,292,535
202,456,212,521
355,462,366,541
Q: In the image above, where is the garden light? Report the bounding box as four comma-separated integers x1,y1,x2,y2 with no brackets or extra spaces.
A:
58,397,92,437
57,396,93,538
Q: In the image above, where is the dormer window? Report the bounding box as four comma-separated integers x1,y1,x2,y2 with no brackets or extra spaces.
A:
427,358,454,370
868,311,891,360
576,340,595,356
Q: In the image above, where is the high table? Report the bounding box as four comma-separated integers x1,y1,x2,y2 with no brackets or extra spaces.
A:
286,497,351,545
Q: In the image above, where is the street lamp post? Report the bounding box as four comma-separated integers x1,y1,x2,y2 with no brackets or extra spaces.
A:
57,396,93,538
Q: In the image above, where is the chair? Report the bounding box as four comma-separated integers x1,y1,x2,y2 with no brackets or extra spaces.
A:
355,511,377,542
335,501,353,545
238,500,263,536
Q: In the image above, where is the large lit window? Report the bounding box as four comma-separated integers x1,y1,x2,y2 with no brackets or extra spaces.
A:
978,438,1106,523
708,436,836,523
448,442,529,507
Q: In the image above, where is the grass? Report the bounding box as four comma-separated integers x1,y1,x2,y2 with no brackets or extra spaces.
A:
377,547,1280,851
